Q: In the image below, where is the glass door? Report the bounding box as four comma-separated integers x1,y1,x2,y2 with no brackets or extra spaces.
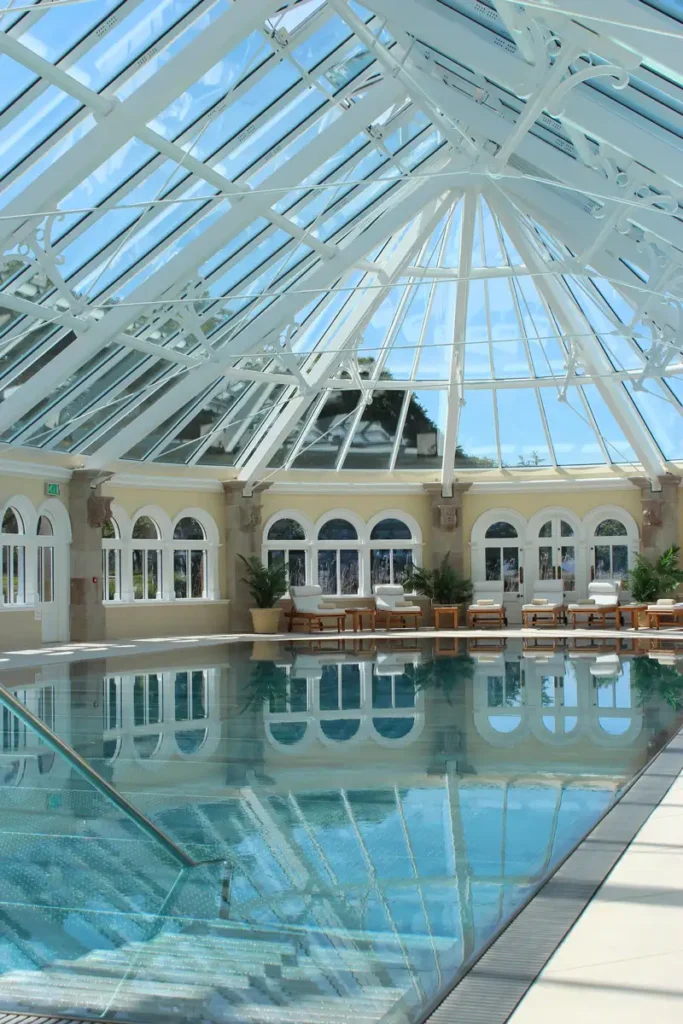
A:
37,516,59,643
483,520,523,623
534,518,576,597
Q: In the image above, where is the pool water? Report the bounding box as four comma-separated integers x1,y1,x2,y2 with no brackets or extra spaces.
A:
0,639,682,1023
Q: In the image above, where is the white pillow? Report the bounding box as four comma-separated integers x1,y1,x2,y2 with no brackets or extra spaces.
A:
477,599,495,606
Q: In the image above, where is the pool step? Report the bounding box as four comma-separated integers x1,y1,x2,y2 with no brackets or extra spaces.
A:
0,926,413,1023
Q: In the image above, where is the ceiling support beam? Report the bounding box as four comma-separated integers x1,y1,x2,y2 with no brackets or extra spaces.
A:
441,191,476,497
237,192,454,493
491,191,668,487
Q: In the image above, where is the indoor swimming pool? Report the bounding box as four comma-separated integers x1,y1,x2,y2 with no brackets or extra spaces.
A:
1,638,682,1023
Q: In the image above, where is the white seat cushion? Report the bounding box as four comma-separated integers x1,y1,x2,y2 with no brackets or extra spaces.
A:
374,584,404,596
647,602,683,612
469,603,502,612
522,603,559,612
568,602,617,612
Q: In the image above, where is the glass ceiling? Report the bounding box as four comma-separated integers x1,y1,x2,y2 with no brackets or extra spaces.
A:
0,0,680,488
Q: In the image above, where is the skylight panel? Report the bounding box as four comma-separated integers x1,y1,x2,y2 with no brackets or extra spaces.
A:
68,0,206,95
456,389,498,467
579,384,638,465
0,54,37,113
0,85,81,179
624,380,683,460
539,389,605,466
496,388,551,469
16,0,120,65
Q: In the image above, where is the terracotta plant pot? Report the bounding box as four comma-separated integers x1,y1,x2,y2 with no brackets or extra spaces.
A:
250,608,282,634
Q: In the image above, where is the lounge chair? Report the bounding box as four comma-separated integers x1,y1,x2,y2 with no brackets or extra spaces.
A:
467,583,507,628
286,585,346,633
567,581,621,629
521,579,564,628
647,598,683,629
373,584,422,630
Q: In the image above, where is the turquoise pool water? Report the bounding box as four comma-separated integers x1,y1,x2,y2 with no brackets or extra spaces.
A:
0,639,682,1023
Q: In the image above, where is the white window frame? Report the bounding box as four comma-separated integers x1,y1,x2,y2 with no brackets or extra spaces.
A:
314,510,365,597
1,505,27,606
131,514,164,602
262,510,313,593
101,505,220,603
366,509,423,594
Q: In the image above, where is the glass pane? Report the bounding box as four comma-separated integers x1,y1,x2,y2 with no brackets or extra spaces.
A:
561,546,576,592
174,551,188,598
595,519,627,537
538,522,552,538
174,517,205,541
320,666,339,710
594,546,612,579
485,521,518,539
41,548,54,602
191,671,207,719
2,508,21,534
147,551,159,600
268,518,306,541
502,548,520,592
37,516,53,537
133,516,160,540
318,550,337,595
392,549,413,586
342,390,401,469
341,665,361,710
288,550,306,588
318,519,357,541
132,550,143,599
149,675,161,725
395,390,447,470
561,521,574,537
538,546,553,580
485,547,502,581
107,549,118,601
340,550,359,595
191,550,205,598
371,549,391,587
370,518,411,541
612,545,628,578
175,672,189,721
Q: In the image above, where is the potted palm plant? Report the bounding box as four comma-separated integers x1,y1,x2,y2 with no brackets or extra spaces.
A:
405,555,473,621
239,554,288,634
624,545,683,623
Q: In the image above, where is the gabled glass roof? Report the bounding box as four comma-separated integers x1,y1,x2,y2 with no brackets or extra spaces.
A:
0,0,680,489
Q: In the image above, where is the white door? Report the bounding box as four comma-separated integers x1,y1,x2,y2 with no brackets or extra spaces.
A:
481,519,524,624
532,516,577,600
37,516,60,643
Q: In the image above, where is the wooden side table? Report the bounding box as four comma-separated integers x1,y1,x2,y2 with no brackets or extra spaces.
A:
345,608,376,633
433,606,459,630
619,604,647,630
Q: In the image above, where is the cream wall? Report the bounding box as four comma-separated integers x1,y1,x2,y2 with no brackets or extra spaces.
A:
104,601,230,641
0,471,70,516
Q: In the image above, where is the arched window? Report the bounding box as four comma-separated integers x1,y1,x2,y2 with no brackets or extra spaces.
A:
369,517,416,588
594,518,629,580
173,516,208,599
133,674,162,726
36,516,54,605
102,518,122,602
1,507,26,605
317,518,360,595
264,517,307,588
132,515,162,600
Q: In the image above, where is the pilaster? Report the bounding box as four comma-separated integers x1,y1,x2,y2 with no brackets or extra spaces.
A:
630,475,680,560
223,482,271,631
68,470,113,642
423,482,472,575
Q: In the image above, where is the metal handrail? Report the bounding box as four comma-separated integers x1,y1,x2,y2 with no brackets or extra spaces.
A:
0,684,198,869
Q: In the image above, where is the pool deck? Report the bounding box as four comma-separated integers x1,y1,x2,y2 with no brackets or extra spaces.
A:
0,624,682,671
507,738,683,1024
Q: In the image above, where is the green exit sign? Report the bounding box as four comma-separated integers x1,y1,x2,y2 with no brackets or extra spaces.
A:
45,482,61,497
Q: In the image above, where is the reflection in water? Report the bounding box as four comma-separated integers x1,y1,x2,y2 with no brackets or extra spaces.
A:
0,642,681,1024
